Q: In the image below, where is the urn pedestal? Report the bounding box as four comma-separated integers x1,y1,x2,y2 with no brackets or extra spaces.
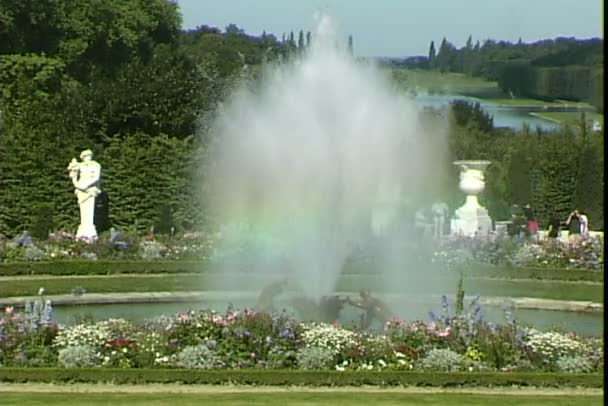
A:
450,160,492,237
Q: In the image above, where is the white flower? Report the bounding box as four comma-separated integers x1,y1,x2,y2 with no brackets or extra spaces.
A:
38,287,45,296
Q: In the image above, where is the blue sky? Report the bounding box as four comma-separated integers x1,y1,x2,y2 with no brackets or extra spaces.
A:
175,0,603,57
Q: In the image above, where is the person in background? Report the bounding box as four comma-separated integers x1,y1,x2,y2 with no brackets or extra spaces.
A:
578,211,589,236
565,209,581,242
524,204,539,239
547,212,562,239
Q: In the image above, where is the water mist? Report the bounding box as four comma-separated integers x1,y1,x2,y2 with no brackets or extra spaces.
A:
204,16,450,310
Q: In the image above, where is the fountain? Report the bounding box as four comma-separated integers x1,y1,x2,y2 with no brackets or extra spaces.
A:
204,15,448,305
450,160,493,237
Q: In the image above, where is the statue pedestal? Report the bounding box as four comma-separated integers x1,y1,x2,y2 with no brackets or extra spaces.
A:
451,196,492,237
76,223,97,240
76,195,98,240
451,160,492,238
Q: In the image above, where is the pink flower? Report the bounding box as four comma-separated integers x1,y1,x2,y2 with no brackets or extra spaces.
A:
437,327,452,337
426,322,437,331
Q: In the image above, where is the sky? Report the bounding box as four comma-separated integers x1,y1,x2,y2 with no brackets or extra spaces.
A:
175,0,603,57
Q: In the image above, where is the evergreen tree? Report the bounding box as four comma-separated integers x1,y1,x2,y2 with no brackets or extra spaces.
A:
465,35,473,50
436,37,456,73
573,137,604,228
289,31,295,45
306,31,311,47
348,35,354,56
428,40,436,68
298,30,305,48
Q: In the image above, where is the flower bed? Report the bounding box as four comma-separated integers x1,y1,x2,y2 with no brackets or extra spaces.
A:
0,296,602,375
432,235,603,271
0,231,218,263
2,231,603,273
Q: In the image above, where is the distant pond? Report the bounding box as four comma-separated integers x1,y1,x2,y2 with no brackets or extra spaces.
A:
414,94,563,132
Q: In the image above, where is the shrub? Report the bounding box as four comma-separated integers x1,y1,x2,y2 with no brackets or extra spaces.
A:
419,348,464,372
140,241,167,260
300,322,359,356
53,323,112,350
175,344,222,369
23,246,45,262
524,329,587,366
296,346,334,370
556,355,594,373
57,345,98,368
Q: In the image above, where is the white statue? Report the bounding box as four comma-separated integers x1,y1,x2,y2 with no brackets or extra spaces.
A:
68,149,101,240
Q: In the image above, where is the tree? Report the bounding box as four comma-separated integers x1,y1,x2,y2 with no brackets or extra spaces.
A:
298,30,304,48
428,41,436,68
306,31,311,47
348,35,354,56
573,137,604,229
0,0,181,80
465,35,473,50
436,37,456,73
225,23,245,35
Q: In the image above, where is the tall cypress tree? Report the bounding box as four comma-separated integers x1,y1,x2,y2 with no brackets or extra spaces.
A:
298,30,305,48
428,41,436,68
348,35,354,56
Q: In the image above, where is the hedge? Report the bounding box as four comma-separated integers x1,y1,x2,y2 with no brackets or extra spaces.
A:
0,260,603,283
0,261,207,276
461,265,604,283
0,368,603,388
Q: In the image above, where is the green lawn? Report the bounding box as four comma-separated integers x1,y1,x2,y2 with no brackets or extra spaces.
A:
390,68,602,112
0,391,603,406
391,68,498,94
531,111,604,127
0,273,603,302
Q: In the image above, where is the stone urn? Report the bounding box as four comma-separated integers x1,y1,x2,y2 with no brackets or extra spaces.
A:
451,160,492,237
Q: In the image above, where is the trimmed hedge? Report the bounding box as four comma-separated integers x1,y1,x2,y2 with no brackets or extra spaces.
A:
0,368,603,388
0,260,603,283
0,261,207,276
461,265,604,283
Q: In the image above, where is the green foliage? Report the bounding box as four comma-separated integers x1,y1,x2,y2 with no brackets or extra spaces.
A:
100,133,197,233
556,355,594,373
0,368,603,387
296,346,335,370
0,260,207,276
175,344,222,369
57,345,98,368
573,137,604,228
419,349,464,371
